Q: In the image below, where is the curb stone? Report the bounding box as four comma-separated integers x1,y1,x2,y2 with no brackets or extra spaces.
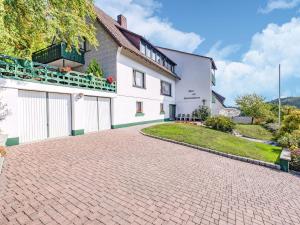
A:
140,131,281,171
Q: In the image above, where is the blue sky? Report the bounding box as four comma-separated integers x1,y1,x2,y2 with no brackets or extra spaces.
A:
96,0,300,105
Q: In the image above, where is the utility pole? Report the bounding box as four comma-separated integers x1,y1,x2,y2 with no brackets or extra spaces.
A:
278,64,281,127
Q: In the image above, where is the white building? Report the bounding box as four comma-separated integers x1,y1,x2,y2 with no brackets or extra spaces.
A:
157,47,218,116
0,6,224,146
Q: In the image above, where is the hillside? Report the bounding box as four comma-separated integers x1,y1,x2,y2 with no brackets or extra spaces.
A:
270,97,300,108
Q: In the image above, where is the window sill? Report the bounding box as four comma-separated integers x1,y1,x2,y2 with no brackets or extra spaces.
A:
133,85,146,89
161,94,172,97
135,112,145,117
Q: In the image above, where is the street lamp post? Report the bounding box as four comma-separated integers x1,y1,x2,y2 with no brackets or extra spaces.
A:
278,64,281,128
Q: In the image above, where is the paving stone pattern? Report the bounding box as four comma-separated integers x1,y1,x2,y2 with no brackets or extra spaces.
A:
0,125,300,225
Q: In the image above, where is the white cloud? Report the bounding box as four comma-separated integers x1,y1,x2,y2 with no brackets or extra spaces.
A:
259,0,300,13
207,41,240,61
208,18,300,105
95,0,203,53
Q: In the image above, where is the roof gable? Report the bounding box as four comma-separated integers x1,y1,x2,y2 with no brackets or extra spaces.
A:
157,46,217,70
94,6,179,79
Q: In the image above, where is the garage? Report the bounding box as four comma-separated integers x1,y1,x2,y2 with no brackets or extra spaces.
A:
84,96,111,133
47,93,72,138
18,90,72,143
84,96,99,133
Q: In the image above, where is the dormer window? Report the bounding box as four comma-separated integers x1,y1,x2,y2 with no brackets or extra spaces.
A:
140,42,146,55
146,46,151,58
139,40,175,73
156,54,161,64
151,50,156,61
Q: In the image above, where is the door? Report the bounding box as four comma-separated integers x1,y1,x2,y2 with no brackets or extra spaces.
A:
98,97,111,130
84,96,99,133
18,90,48,143
48,93,72,138
169,104,176,120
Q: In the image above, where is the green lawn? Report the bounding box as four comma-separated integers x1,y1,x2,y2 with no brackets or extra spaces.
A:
142,123,281,164
235,124,274,141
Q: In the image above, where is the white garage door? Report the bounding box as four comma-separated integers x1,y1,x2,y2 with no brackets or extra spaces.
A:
48,93,72,138
84,97,111,132
18,90,48,143
18,90,72,143
84,96,99,133
98,97,111,130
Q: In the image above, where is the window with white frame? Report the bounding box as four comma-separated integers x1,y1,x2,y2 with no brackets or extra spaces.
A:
161,81,172,96
133,70,145,88
146,46,151,58
140,42,146,55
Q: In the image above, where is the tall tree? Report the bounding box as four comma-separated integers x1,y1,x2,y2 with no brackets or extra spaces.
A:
235,94,274,123
0,0,98,59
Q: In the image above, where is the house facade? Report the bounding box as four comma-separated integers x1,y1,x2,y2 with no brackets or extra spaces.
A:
157,47,218,116
0,6,223,146
77,9,179,128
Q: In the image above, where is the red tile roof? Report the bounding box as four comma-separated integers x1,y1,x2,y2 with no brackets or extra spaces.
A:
94,7,179,79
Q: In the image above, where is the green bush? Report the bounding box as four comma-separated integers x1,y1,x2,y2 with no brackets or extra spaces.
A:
280,110,300,134
277,133,299,149
192,106,210,121
263,123,280,132
290,149,300,172
86,59,103,78
205,116,235,132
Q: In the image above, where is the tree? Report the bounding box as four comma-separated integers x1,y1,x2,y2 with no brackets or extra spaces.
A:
86,59,103,78
0,0,98,59
235,94,274,123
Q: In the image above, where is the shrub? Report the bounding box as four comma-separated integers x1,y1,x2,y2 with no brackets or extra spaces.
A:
86,59,103,78
290,149,300,172
192,106,210,121
280,110,300,134
263,123,280,132
277,133,299,149
205,116,235,132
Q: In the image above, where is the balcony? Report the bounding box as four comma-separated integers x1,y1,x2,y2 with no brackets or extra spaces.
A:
32,43,85,68
212,72,216,86
0,54,116,93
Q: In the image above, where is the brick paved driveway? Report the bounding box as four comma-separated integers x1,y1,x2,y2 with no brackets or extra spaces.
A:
1,125,300,225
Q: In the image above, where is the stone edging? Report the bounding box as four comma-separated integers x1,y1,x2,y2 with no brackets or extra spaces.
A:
0,157,4,174
140,131,281,171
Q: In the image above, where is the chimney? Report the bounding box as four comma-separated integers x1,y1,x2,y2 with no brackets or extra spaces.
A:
117,14,127,29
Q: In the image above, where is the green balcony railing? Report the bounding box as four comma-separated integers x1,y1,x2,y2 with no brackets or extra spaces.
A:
0,54,116,93
32,42,85,65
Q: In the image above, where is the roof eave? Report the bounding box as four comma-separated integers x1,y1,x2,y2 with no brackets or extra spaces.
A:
121,47,180,80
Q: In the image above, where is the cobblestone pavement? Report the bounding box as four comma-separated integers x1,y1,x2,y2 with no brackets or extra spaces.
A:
0,125,300,225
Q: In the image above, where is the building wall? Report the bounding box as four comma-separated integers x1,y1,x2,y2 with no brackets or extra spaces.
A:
0,78,116,145
112,52,176,127
211,98,225,116
158,48,213,115
76,22,119,78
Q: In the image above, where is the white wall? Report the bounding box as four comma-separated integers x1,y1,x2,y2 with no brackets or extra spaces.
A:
0,87,18,139
113,52,176,126
158,48,213,115
211,98,225,116
0,78,116,144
